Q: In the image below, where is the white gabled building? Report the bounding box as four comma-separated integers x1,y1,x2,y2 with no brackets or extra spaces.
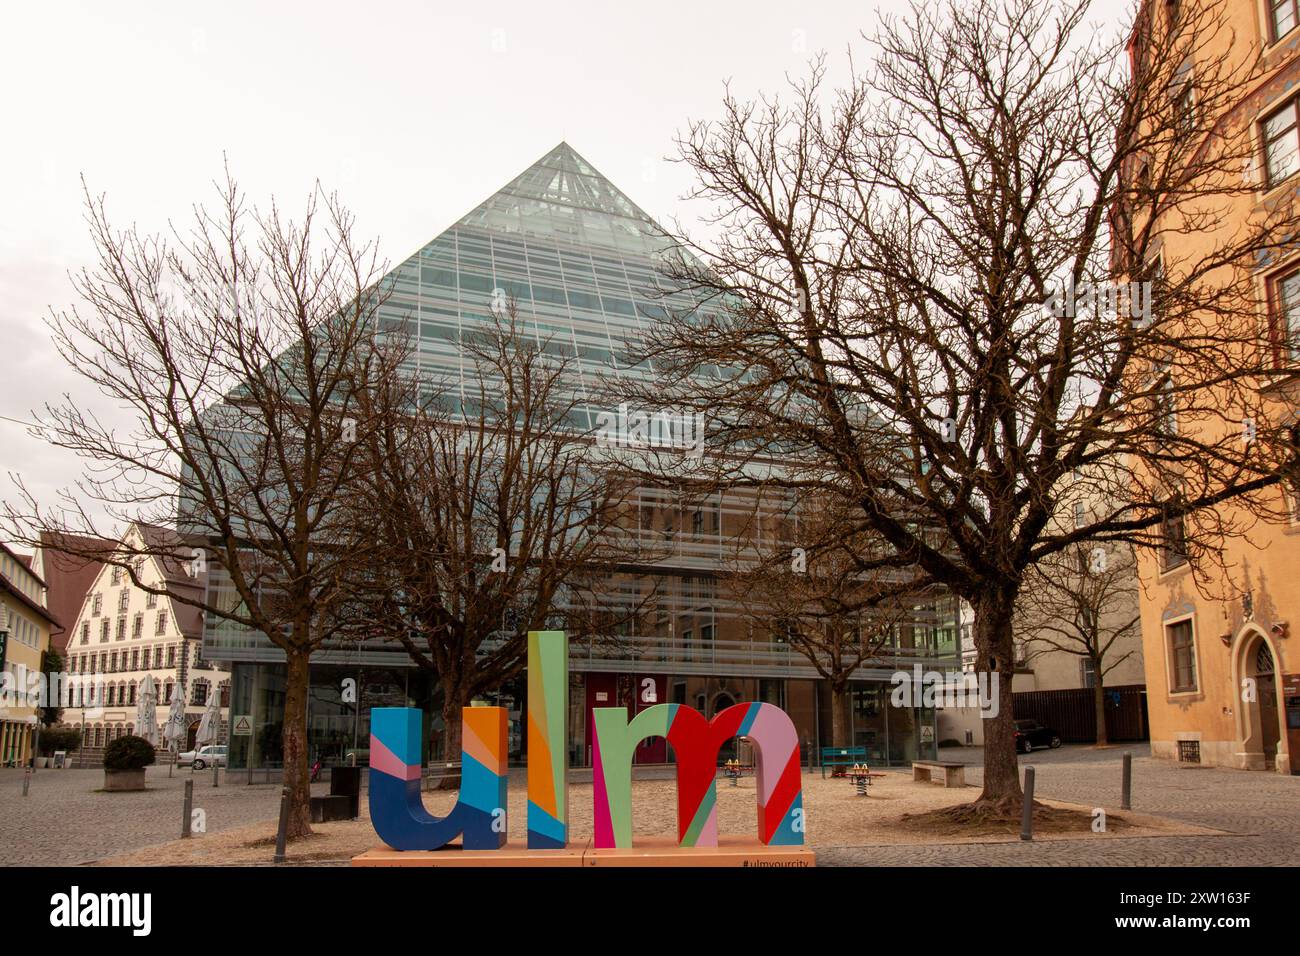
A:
61,523,228,751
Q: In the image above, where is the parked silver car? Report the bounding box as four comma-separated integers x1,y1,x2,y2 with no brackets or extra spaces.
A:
177,745,228,769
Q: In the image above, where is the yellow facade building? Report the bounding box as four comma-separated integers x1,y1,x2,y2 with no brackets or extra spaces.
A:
0,542,57,766
1135,0,1300,774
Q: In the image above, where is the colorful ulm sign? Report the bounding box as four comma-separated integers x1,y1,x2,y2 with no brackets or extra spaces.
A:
368,630,806,852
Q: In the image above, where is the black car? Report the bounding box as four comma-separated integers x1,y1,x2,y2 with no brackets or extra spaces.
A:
1013,719,1061,753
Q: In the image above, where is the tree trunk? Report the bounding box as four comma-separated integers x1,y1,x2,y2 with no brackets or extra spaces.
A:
829,681,851,748
437,686,468,791
1093,673,1109,746
282,647,314,838
975,587,1022,810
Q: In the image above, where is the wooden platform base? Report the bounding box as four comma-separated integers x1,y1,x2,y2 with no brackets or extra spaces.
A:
351,835,815,868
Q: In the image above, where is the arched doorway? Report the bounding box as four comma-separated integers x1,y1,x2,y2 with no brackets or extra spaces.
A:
1251,641,1282,769
1234,627,1286,770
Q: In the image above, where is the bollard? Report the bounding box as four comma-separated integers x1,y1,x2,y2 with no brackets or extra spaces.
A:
213,763,219,788
182,779,194,838
22,767,31,797
1020,766,1035,842
273,786,291,864
1121,751,1132,810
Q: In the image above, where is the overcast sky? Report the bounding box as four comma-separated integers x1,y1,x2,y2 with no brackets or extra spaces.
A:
0,0,1132,542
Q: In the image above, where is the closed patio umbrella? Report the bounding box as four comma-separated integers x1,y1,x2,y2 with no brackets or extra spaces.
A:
196,689,221,743
135,674,160,747
194,689,223,785
162,684,187,777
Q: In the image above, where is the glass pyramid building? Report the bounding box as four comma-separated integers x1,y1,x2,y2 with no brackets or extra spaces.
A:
374,142,709,429
207,143,960,772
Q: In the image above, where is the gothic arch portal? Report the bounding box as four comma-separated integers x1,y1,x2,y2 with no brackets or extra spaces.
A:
1231,624,1290,774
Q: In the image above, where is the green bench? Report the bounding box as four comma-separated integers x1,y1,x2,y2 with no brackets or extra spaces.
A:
820,746,868,779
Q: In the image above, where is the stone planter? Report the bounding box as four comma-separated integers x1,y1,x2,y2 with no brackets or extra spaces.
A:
36,757,49,768
103,768,147,791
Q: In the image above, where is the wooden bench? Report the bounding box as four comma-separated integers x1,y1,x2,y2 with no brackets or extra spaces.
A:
821,746,868,778
911,761,966,788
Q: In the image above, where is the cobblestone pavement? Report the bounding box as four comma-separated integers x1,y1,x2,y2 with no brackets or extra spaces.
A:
0,766,287,866
2,746,1296,866
819,744,1300,866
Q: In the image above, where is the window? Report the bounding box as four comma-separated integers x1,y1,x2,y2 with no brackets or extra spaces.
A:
1161,504,1189,571
193,681,208,706
1177,739,1201,763
146,590,158,610
99,620,109,643
132,613,143,638
1263,97,1300,186
80,622,89,645
116,616,126,640
1073,501,1087,530
1167,618,1197,692
1152,364,1176,445
109,652,118,672
166,645,176,667
154,646,164,668
155,611,167,636
129,683,137,705
91,593,102,616
1268,266,1300,361
220,683,231,708
1172,65,1195,137
110,566,122,586
1270,0,1298,43
1080,657,1098,688
117,590,129,613
130,649,139,670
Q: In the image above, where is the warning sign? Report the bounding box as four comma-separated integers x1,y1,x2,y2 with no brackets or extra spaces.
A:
232,715,253,736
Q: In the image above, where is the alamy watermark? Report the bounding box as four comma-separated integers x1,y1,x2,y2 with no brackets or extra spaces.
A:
889,665,1000,718
1047,277,1153,327
0,666,109,718
594,403,705,458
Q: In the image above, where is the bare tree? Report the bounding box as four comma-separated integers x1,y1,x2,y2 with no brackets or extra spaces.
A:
1015,543,1141,746
345,307,645,776
1,171,405,837
724,496,928,747
616,0,1300,815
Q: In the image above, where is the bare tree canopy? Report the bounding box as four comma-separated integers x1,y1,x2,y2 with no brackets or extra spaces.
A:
1016,541,1141,745
1,169,407,837
723,494,933,747
344,306,646,770
615,0,1300,811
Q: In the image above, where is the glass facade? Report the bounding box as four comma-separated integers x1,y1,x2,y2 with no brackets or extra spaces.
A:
204,143,953,765
378,141,712,427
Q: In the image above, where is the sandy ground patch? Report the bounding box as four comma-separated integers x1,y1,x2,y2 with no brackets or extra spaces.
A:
94,770,1224,865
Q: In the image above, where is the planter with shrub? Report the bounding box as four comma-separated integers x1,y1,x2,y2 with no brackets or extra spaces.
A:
102,735,156,791
39,727,82,768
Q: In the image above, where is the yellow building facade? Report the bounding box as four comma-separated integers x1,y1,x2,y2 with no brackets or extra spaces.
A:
0,543,57,766
1135,0,1300,774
